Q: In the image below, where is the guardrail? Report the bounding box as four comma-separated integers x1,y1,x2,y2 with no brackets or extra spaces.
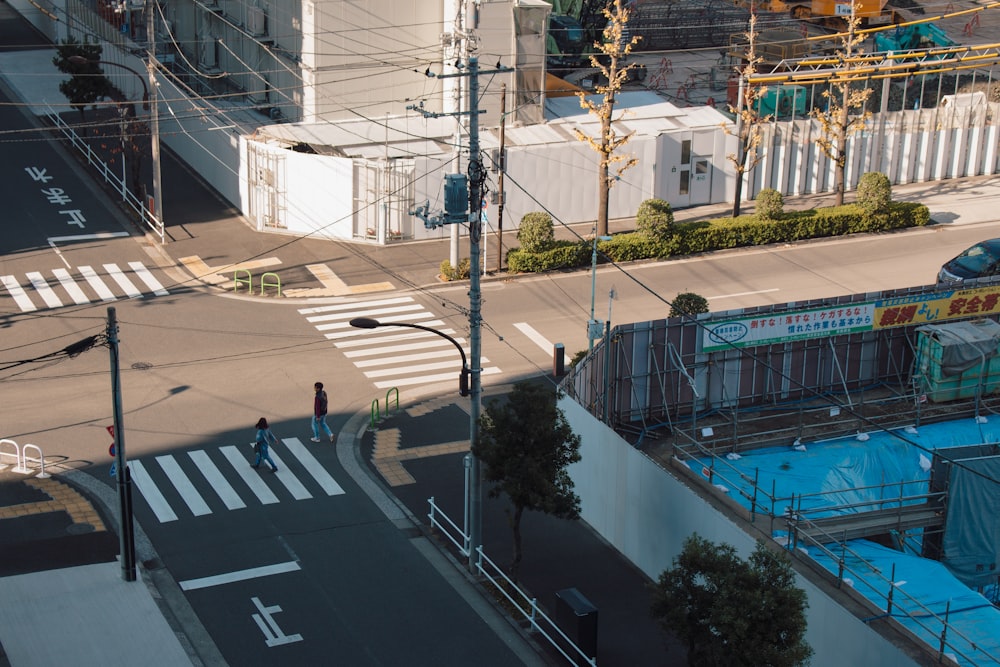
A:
427,497,597,666
42,103,165,244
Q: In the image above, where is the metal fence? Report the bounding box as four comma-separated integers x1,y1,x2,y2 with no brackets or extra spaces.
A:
427,497,597,667
43,103,164,243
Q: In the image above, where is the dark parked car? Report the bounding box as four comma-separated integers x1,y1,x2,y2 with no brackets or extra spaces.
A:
938,239,1000,284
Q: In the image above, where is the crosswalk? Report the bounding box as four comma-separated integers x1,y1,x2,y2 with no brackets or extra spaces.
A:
299,296,502,390
0,262,169,312
129,437,345,523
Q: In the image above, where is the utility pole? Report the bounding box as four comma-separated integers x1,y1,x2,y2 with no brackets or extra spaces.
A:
146,1,163,228
409,56,512,570
107,307,136,582
495,83,506,273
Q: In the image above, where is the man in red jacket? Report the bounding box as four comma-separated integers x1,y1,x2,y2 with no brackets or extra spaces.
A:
311,381,335,443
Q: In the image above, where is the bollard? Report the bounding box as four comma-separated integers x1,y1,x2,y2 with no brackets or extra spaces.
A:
259,272,282,297
553,343,565,377
233,269,253,292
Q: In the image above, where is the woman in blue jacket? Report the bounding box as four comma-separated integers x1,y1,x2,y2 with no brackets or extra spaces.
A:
252,417,279,472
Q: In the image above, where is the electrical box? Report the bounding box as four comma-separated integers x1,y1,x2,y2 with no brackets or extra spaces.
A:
443,174,469,225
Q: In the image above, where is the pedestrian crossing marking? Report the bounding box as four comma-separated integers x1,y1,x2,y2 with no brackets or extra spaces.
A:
103,263,142,298
128,261,169,296
281,437,345,496
128,440,350,524
265,451,312,500
373,367,502,390
220,446,280,505
189,450,246,510
297,296,505,391
324,322,448,342
1,276,36,312
52,268,89,304
157,454,212,517
0,262,171,313
26,272,62,308
130,460,179,523
78,265,116,301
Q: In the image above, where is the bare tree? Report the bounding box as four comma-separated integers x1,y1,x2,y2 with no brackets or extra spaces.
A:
574,0,640,238
811,0,872,207
725,12,770,218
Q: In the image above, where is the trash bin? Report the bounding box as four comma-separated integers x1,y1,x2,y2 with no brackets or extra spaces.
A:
555,587,598,659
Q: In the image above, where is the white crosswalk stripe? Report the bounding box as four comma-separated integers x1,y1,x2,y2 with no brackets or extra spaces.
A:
130,438,345,523
298,296,503,390
0,262,171,312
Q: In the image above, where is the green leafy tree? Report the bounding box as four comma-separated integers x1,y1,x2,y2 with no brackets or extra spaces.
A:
474,381,582,581
650,534,812,667
669,292,709,318
811,0,872,207
575,0,640,238
52,37,113,121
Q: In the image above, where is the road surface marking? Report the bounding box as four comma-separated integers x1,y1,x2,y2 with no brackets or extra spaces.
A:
129,460,178,522
178,561,301,591
52,268,90,304
281,437,345,496
373,366,501,389
128,261,169,295
304,303,424,324
513,322,553,354
157,454,211,516
324,321,447,341
298,296,413,315
332,329,457,347
178,255,281,285
710,288,780,299
1,276,37,312
221,445,280,505
264,450,312,500
103,263,142,298
189,450,246,510
312,312,439,333
301,262,394,295
363,357,486,379
354,349,470,367
343,338,457,358
25,272,62,309
78,265,116,301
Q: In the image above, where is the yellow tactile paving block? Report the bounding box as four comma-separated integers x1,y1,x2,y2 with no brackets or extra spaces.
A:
0,477,106,532
371,427,469,487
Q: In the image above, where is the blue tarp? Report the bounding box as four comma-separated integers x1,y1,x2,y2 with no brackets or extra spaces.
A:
804,540,1000,667
692,417,1000,666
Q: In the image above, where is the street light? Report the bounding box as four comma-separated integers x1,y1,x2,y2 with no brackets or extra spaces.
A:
350,316,479,559
67,56,149,110
67,52,162,235
349,317,469,396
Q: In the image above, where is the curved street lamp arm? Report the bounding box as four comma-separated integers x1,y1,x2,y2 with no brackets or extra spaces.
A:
349,318,470,396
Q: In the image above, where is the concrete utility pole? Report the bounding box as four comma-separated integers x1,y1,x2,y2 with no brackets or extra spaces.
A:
146,1,163,228
495,83,506,273
409,56,512,570
107,307,136,582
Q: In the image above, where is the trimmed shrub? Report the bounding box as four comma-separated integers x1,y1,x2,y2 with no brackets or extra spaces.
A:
507,240,590,273
440,258,470,281
636,198,675,240
669,292,709,318
517,212,555,253
755,188,784,221
857,171,892,215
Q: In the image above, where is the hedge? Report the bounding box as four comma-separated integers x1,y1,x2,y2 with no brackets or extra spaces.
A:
506,201,931,273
